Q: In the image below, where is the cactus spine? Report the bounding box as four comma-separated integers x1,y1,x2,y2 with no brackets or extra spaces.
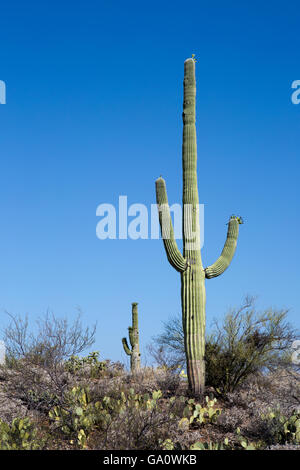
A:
155,58,242,396
122,302,141,372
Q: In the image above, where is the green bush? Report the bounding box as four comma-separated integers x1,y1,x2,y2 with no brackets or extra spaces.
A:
91,389,181,450
64,351,107,377
49,386,98,447
152,297,299,396
205,300,297,395
49,386,182,450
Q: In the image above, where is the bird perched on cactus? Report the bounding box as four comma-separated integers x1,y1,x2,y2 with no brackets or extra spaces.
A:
122,302,141,373
155,57,243,396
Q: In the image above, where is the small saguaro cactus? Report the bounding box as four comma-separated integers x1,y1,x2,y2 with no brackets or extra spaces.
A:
155,57,243,396
122,302,141,372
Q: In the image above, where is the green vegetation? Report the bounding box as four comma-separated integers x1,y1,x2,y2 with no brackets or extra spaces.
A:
260,406,300,445
182,396,221,425
65,351,107,377
151,296,298,396
0,325,299,449
0,417,42,450
0,293,298,451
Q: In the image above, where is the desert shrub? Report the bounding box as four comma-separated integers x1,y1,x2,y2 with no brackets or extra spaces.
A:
151,367,183,396
3,311,96,366
0,311,96,412
149,316,186,370
89,389,183,450
49,385,185,450
0,417,43,450
65,351,107,378
205,297,298,395
49,386,99,448
151,297,299,396
110,366,184,400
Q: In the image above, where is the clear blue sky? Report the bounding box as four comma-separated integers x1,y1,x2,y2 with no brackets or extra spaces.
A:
0,1,299,366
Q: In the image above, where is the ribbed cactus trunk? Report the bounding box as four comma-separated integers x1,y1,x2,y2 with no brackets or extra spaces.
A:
122,302,141,373
181,58,205,394
155,58,242,396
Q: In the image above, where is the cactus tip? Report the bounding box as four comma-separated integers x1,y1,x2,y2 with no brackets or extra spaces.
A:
230,215,244,225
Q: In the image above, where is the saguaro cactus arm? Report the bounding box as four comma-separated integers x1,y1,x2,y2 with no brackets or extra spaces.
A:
122,337,132,356
204,216,242,279
155,176,187,273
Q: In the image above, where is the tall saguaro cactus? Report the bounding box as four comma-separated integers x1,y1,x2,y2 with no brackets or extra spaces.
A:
155,57,242,396
122,302,141,372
